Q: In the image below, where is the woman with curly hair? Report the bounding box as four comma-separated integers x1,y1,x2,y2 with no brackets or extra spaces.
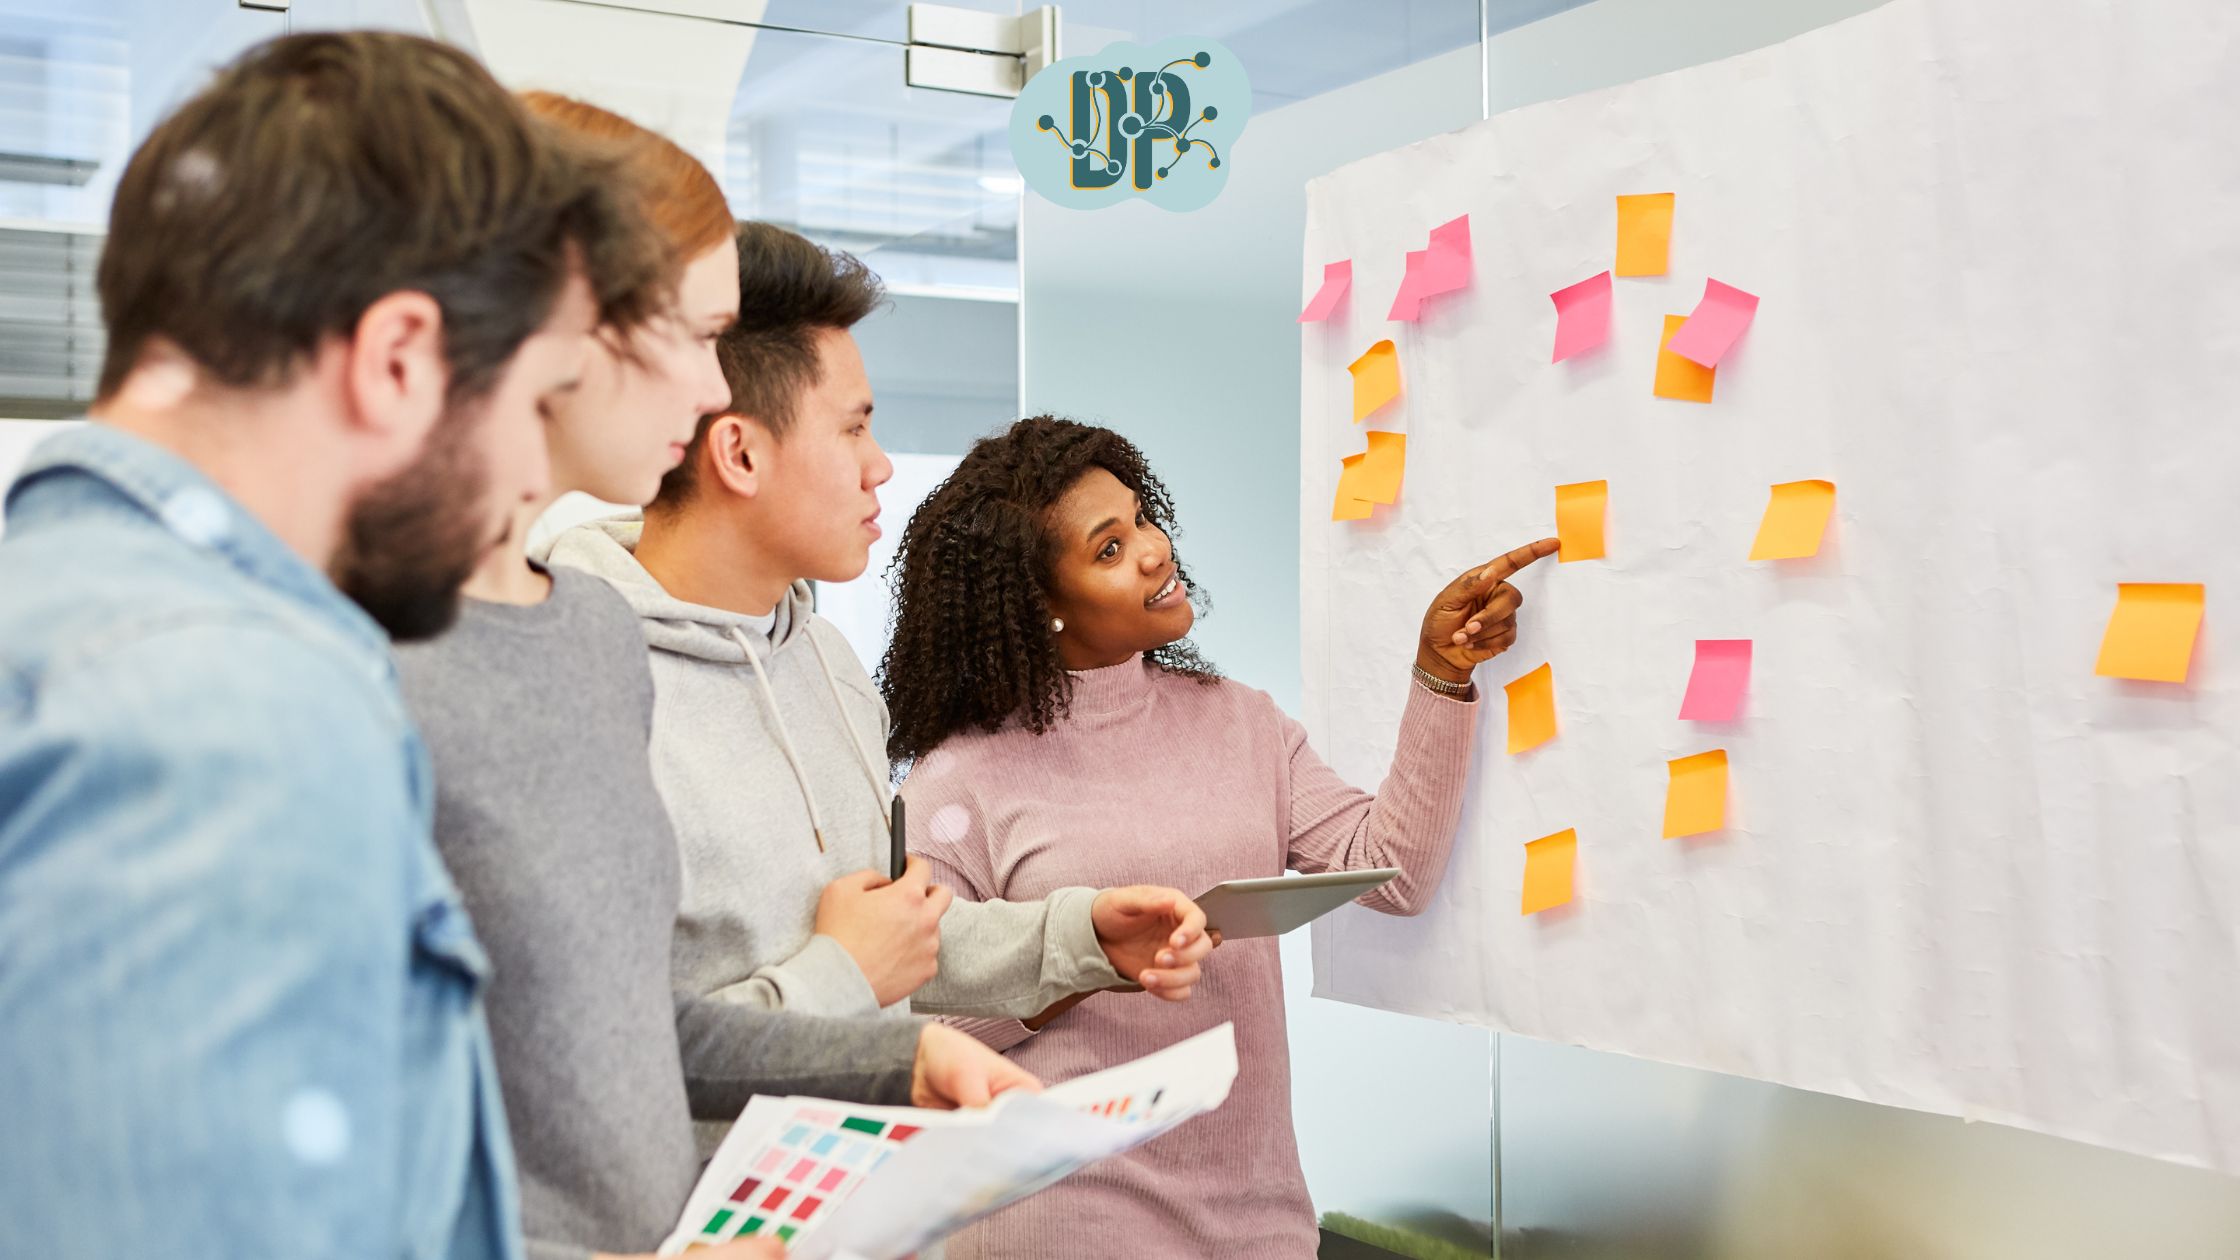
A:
881,416,1558,1258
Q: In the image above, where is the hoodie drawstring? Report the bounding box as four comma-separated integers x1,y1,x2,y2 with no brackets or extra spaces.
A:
729,627,833,853
727,625,893,858
803,629,894,811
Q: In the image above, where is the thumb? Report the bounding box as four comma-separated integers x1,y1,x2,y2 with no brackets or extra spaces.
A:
948,1064,992,1108
896,855,934,891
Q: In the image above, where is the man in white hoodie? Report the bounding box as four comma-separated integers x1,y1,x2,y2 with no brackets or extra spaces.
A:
545,225,1211,1107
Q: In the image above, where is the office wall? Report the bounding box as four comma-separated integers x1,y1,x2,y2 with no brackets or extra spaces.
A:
1023,1,2240,1255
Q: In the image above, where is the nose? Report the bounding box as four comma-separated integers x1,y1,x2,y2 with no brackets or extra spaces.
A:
866,435,894,491
693,344,730,416
1143,529,1171,571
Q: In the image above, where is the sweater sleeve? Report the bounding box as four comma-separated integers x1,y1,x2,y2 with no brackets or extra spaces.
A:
671,990,921,1118
697,933,884,1017
898,757,1086,1043
1282,680,1480,916
909,886,1125,1019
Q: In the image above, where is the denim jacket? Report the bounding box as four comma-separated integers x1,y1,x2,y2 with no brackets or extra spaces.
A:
0,425,523,1260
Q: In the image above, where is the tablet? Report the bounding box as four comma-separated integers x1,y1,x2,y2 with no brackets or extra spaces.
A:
1192,868,1402,939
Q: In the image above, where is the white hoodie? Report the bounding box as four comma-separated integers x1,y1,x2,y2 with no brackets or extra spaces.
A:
543,515,1127,1028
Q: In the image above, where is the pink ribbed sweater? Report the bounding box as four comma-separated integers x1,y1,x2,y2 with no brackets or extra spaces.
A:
901,655,1479,1259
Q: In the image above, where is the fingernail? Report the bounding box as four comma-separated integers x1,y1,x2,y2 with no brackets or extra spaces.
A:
1158,952,1175,967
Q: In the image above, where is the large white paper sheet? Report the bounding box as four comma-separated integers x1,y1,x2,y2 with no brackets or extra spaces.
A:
1300,0,2240,1175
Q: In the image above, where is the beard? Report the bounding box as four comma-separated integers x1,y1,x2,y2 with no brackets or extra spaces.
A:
331,401,496,642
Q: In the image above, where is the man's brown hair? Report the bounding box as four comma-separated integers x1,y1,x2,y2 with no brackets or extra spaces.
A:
95,31,667,403
647,221,885,513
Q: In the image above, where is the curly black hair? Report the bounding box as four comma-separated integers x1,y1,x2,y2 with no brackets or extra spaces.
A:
879,416,1219,767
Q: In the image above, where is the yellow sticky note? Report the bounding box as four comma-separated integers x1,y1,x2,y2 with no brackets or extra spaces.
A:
1331,454,1373,520
1615,192,1675,276
2095,583,2206,683
1331,432,1407,522
1504,662,1557,754
1662,749,1729,838
1349,340,1401,422
1554,480,1607,563
1356,431,1406,504
1654,313,1716,403
1521,828,1577,916
1749,480,1836,560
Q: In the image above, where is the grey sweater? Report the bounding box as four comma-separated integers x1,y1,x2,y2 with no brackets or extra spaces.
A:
396,568,922,1260
541,518,1127,1037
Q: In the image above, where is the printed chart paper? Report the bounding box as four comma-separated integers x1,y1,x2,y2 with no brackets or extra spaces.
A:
661,1025,1238,1258
1301,0,2240,1177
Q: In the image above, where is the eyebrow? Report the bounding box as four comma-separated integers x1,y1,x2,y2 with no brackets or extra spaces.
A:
1081,495,1142,544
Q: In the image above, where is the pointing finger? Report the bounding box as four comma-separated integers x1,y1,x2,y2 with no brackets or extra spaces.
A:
1470,537,1561,594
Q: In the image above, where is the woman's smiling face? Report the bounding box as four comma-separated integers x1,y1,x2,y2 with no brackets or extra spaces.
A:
1041,466,1196,670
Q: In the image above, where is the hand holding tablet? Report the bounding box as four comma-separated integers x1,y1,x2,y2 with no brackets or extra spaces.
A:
1192,868,1402,939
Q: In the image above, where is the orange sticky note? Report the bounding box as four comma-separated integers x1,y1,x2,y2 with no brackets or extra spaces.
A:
1554,480,1607,563
1349,340,1400,421
1749,480,1836,560
1521,828,1577,916
1331,432,1406,521
1654,313,1716,403
2095,583,2206,683
1331,454,1373,520
1355,431,1406,503
1504,662,1557,754
1662,749,1728,838
1615,192,1674,276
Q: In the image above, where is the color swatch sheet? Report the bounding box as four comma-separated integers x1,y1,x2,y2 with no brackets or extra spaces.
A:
660,1024,1238,1258
1295,0,2240,1181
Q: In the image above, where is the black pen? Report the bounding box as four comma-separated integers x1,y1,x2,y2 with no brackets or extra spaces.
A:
889,795,907,880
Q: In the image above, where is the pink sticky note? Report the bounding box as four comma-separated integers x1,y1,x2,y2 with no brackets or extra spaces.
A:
1387,250,1428,321
1549,271,1613,362
1420,215,1472,294
1387,214,1472,320
1679,639,1752,721
1298,260,1352,323
1667,279,1759,367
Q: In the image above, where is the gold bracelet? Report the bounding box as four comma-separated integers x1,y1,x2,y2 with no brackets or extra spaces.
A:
1411,662,1474,698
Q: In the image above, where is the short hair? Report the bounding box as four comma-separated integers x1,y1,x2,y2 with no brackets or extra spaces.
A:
95,31,667,404
646,221,885,513
518,91,735,265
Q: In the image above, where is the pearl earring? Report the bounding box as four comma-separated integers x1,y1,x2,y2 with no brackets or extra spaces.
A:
1051,617,1065,633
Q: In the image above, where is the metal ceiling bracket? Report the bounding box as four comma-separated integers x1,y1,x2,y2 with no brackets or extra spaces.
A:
903,4,1060,99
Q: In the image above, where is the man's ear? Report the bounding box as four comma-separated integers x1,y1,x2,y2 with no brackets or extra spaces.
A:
703,412,769,501
343,290,447,466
